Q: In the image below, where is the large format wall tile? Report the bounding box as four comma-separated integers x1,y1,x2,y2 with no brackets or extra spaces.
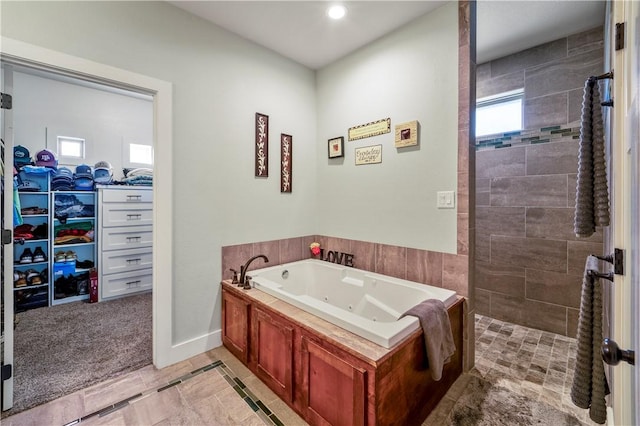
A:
491,175,568,207
221,244,253,281
476,206,525,237
526,140,580,176
524,299,567,335
491,236,567,272
476,289,491,315
525,268,582,309
476,146,526,179
526,207,603,242
525,48,604,99
475,260,525,297
443,253,468,297
407,249,443,286
350,239,376,272
490,38,567,77
375,243,407,279
252,240,281,266
476,178,490,206
476,70,524,99
524,93,568,129
279,237,304,264
567,26,605,56
567,240,605,275
568,88,585,123
489,292,525,324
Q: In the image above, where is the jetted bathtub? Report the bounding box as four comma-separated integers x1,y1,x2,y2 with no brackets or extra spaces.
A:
248,259,457,348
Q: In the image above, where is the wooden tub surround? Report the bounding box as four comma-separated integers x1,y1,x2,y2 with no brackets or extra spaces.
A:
221,281,464,426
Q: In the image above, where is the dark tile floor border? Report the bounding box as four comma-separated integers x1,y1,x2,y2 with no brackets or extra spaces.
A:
62,359,283,426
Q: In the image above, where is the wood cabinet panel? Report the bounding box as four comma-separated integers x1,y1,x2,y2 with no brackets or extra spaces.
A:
222,289,251,363
301,336,366,426
253,307,294,402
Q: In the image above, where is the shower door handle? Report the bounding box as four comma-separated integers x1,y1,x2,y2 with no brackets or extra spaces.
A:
602,338,635,366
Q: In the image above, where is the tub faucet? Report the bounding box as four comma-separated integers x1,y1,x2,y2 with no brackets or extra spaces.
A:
239,254,269,287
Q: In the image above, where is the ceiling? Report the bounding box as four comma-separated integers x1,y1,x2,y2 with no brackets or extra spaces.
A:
169,1,606,70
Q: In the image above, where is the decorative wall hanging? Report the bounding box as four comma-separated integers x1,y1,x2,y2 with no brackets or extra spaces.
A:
395,120,418,148
255,113,269,177
348,117,391,141
328,136,344,158
355,144,382,165
281,133,292,192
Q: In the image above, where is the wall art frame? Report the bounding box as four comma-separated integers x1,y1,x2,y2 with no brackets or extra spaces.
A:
281,133,292,192
355,144,382,165
328,136,344,158
255,112,269,177
394,120,418,148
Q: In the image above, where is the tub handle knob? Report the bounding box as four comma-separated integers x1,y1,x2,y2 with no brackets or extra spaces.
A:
230,268,239,284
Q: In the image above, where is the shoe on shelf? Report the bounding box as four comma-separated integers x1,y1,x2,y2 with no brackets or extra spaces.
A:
55,251,66,263
26,269,42,285
14,271,27,287
76,259,95,269
19,248,34,264
65,251,77,262
40,268,49,284
33,246,47,263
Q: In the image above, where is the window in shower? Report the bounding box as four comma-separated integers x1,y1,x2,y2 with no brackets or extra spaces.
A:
476,89,524,137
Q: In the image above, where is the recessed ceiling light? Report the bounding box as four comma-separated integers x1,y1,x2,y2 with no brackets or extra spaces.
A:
327,5,347,20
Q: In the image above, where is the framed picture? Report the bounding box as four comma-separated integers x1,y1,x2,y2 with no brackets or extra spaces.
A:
328,136,344,158
255,113,269,177
281,133,292,193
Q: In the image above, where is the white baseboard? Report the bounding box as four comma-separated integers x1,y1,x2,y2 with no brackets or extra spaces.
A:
154,329,222,368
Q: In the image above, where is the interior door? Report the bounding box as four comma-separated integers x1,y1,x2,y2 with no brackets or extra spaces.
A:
609,1,638,424
1,62,15,411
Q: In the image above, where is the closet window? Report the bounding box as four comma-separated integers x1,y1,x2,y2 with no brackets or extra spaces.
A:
476,89,524,137
129,143,153,165
57,136,85,159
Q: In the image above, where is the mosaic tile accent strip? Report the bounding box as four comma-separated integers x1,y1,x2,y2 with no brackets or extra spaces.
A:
476,122,581,151
62,359,283,426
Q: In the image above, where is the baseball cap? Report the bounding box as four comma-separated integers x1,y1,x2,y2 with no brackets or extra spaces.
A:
52,167,74,181
35,149,58,169
75,164,93,179
14,145,32,167
74,177,95,190
94,161,113,184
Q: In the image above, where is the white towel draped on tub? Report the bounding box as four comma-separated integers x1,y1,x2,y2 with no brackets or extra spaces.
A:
570,255,608,424
574,77,610,238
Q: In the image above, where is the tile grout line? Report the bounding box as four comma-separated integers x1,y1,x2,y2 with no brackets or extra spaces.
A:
61,359,283,426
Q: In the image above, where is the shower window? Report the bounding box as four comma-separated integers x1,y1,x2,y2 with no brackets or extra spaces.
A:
476,89,524,137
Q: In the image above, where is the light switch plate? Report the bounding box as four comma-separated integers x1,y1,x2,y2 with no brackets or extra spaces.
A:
436,191,456,209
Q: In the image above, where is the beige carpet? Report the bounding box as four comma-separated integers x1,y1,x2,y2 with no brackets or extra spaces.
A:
2,292,152,418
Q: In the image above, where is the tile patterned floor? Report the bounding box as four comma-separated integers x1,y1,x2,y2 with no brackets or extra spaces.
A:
5,315,603,425
423,314,601,426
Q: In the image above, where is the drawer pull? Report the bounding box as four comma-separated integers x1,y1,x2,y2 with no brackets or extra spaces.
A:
126,213,142,220
126,195,142,201
126,280,141,287
126,258,142,264
126,236,142,243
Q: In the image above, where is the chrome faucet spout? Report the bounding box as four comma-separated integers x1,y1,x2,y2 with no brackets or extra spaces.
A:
239,254,269,286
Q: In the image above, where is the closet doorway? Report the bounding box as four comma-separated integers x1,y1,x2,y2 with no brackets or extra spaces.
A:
1,43,172,416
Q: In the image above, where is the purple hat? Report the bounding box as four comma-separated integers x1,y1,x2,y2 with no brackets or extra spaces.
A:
35,149,58,169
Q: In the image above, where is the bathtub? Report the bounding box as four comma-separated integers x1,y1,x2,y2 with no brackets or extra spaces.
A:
248,259,457,348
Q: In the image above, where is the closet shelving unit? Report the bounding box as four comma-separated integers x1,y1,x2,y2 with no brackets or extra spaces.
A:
13,172,51,312
50,190,97,305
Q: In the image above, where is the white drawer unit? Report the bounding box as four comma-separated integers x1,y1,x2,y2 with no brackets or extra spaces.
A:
101,225,153,251
97,186,153,301
101,203,153,227
101,247,153,275
100,269,153,300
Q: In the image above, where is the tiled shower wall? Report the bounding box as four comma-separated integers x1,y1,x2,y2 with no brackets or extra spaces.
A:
475,27,605,337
